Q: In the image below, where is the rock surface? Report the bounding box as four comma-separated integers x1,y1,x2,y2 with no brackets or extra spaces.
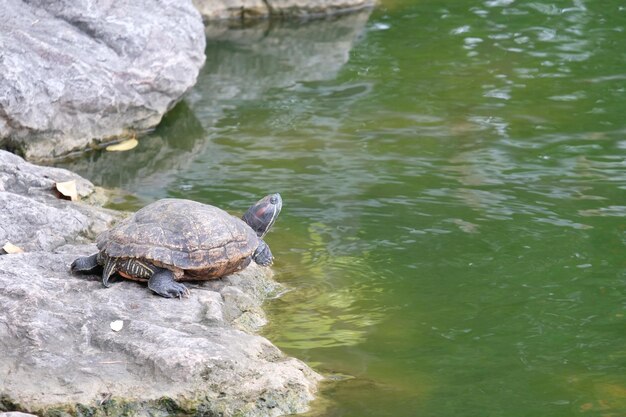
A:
193,0,375,20
0,150,322,416
0,251,320,417
0,150,118,252
0,0,206,161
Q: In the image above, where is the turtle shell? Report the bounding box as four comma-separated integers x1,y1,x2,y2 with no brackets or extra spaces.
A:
96,199,259,278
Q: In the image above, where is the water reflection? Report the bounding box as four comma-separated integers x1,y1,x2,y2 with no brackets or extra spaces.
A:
187,11,372,128
55,10,372,200
52,102,206,204
267,222,385,350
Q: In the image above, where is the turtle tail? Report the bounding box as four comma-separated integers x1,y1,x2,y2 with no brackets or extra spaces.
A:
102,257,118,288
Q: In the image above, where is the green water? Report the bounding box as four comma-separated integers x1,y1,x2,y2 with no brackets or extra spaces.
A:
57,1,626,416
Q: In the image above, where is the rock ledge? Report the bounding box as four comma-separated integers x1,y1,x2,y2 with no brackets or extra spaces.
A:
193,0,375,21
0,151,321,417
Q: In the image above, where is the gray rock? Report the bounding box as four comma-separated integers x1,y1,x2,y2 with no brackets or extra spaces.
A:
193,0,269,20
0,150,119,252
193,0,375,20
0,0,206,161
0,250,321,417
267,0,375,18
0,150,322,416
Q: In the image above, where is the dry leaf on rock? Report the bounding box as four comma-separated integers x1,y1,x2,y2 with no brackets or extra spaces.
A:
55,180,79,201
2,242,24,254
106,138,138,152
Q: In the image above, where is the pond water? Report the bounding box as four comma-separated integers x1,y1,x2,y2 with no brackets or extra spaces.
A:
57,1,626,416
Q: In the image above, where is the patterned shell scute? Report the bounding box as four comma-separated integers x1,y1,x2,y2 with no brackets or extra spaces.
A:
97,199,258,270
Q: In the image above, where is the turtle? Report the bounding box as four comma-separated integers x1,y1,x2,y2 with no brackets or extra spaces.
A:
70,193,282,298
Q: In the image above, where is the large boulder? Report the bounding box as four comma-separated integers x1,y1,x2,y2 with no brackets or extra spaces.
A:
0,0,206,161
0,150,322,416
193,0,375,20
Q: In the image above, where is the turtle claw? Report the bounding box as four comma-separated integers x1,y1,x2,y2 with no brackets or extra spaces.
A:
156,283,189,299
179,287,191,300
148,269,189,299
167,282,190,299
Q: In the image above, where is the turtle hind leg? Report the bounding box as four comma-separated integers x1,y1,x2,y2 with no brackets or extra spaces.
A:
148,268,190,299
252,240,273,267
71,253,101,274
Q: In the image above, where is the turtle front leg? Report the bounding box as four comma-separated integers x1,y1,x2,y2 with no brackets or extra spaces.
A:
71,253,102,274
102,257,118,288
252,240,273,266
148,268,190,299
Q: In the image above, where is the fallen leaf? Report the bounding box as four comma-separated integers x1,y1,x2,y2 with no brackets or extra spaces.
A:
2,242,24,254
110,320,124,332
55,180,79,201
106,138,138,152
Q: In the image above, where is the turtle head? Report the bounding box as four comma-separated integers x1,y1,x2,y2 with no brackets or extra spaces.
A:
242,193,282,238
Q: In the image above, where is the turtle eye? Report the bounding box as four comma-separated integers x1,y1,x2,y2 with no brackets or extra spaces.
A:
270,195,278,204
